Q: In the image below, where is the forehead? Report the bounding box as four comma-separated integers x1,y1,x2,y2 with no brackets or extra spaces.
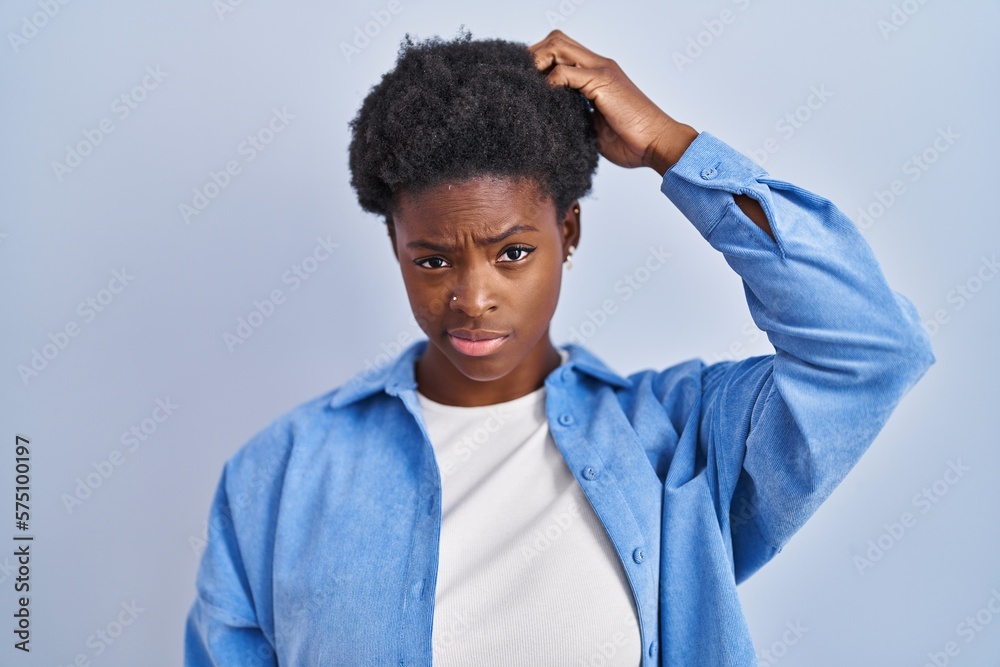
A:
392,176,554,230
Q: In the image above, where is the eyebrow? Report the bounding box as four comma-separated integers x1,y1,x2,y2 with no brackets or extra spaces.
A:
406,224,540,252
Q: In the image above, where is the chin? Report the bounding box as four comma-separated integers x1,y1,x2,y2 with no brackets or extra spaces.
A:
441,337,520,382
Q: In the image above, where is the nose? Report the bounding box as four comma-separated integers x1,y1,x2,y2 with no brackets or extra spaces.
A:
449,263,498,317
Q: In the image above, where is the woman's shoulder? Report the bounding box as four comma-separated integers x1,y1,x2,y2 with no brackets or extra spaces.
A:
568,343,777,415
224,386,344,485
567,342,709,388
222,339,422,482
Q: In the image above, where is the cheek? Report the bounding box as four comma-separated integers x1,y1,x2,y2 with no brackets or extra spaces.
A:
521,266,562,320
401,277,447,330
534,258,563,299
414,301,448,331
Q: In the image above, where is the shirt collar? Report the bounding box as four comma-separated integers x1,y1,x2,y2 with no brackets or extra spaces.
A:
328,338,630,409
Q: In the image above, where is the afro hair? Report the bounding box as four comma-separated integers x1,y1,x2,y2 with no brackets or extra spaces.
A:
347,28,599,225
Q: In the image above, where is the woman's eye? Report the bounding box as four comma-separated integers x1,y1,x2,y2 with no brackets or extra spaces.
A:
499,246,534,262
415,257,449,269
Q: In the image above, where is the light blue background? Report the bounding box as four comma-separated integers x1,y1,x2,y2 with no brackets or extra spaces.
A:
1,0,997,664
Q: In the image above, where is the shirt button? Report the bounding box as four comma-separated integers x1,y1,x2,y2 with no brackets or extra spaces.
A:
632,547,646,564
700,166,718,180
648,641,658,658
558,413,574,427
561,366,572,381
582,466,599,480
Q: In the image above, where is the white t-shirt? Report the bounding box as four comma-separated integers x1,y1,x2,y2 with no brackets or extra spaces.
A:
416,350,642,667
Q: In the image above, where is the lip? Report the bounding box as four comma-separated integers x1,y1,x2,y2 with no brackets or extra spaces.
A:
447,329,510,357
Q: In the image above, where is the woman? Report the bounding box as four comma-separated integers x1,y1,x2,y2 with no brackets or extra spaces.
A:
185,30,933,666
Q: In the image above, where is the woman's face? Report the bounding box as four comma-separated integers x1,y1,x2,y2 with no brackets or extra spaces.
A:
387,175,580,405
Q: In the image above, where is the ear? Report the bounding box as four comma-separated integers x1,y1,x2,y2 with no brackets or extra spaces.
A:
561,200,581,259
386,219,399,262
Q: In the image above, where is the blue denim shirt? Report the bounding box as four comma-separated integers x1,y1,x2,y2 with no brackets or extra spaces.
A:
184,133,934,666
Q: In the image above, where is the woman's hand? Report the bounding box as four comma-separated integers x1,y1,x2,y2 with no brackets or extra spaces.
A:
528,30,698,175
530,30,772,237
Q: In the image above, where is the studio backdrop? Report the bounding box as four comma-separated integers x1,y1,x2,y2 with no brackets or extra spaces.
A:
1,0,997,665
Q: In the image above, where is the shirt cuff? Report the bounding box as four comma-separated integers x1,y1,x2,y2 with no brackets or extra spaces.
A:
659,131,770,241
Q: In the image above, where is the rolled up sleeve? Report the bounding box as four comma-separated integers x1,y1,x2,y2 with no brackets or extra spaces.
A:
659,132,935,580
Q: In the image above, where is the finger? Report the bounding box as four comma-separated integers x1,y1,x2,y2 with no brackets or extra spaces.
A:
592,108,616,147
527,29,586,52
531,39,605,72
544,62,618,102
529,32,610,73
